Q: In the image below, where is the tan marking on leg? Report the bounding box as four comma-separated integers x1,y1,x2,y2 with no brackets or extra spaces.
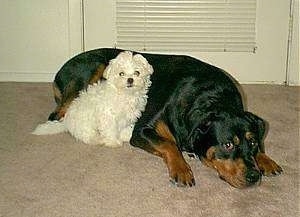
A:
55,80,81,120
55,100,73,120
52,82,62,105
155,120,176,143
153,140,194,187
88,64,106,84
255,152,282,176
149,120,194,186
49,101,72,121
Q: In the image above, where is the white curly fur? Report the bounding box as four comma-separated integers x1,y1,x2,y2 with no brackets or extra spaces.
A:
33,51,153,147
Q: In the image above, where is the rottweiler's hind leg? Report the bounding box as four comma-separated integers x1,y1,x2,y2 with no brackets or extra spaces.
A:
88,64,106,84
48,64,107,121
48,79,84,121
52,82,62,105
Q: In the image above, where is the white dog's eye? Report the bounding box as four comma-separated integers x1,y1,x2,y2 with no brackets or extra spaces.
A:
134,71,140,76
119,72,125,76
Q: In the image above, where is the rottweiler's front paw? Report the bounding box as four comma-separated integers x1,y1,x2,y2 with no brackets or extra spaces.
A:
168,159,195,187
255,153,283,176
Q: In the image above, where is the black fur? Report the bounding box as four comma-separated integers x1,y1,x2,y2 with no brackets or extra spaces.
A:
50,48,282,188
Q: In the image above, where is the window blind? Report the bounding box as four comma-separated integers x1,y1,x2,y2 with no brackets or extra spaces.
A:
116,0,257,52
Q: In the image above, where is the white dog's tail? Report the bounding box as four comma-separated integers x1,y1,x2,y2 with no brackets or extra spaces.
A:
32,120,67,135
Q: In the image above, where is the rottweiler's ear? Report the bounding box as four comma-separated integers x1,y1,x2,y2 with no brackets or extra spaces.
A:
197,121,213,134
187,110,215,134
244,111,266,152
188,120,213,149
187,110,215,146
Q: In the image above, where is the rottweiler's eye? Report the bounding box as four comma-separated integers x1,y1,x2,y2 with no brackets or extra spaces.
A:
249,140,257,146
119,72,125,76
223,142,234,151
134,71,140,76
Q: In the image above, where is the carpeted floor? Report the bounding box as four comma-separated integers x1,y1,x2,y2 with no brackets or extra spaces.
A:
0,82,299,217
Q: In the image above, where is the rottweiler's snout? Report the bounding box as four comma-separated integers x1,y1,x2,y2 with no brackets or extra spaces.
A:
246,169,261,185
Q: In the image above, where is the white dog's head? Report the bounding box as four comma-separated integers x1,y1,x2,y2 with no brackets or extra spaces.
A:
103,51,153,91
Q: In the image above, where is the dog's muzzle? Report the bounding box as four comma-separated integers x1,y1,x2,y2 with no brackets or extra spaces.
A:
245,169,261,185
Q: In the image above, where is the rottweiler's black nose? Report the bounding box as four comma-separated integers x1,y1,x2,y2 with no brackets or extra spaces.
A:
246,169,261,184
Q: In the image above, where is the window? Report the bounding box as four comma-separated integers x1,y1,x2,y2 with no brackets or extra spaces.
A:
116,0,257,52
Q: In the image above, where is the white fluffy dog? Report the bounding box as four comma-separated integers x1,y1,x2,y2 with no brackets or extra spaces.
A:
33,51,153,147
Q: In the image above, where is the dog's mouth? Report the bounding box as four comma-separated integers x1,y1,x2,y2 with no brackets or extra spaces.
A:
218,168,261,188
126,83,140,89
126,83,134,88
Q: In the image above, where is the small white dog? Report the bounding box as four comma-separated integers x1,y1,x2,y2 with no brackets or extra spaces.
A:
33,51,153,147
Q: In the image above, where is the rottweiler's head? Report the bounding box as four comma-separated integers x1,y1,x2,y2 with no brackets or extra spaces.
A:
190,111,266,188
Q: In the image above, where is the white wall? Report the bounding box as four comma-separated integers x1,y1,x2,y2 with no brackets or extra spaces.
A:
0,0,297,85
0,0,82,82
84,0,292,84
288,0,299,85
83,0,116,50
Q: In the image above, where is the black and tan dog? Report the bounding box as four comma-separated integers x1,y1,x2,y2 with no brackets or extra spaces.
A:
49,48,282,188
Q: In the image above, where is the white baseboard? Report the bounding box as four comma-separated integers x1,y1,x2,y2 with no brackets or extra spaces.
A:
0,72,55,82
288,78,300,86
0,71,298,86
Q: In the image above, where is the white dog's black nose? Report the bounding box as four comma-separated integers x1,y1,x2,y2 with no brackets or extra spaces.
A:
127,78,134,85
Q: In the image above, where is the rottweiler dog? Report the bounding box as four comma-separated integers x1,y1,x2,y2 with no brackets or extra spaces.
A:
49,48,282,188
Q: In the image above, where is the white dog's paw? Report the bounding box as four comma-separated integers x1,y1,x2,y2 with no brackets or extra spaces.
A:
102,138,123,148
119,126,133,143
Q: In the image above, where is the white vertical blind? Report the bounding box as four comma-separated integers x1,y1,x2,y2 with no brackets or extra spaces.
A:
116,0,257,52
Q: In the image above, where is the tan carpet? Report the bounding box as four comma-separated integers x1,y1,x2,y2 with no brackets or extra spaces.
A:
0,82,299,217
